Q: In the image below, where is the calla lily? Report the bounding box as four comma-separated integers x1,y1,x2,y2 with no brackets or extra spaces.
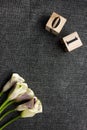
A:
16,88,34,102
16,97,35,111
0,97,42,121
0,97,43,130
8,82,28,101
2,73,25,93
16,97,43,118
0,82,28,113
0,73,43,130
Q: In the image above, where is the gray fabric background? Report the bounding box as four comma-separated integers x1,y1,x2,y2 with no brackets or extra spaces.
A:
0,0,87,130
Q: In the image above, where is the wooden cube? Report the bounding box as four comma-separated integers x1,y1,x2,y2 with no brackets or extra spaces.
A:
45,12,67,35
62,32,83,52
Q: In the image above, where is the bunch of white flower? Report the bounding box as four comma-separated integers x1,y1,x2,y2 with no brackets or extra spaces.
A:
0,73,42,130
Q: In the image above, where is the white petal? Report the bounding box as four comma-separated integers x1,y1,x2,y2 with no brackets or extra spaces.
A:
27,88,35,98
8,82,28,100
10,73,25,84
16,104,27,111
33,97,43,113
2,73,25,92
16,88,35,102
21,109,36,118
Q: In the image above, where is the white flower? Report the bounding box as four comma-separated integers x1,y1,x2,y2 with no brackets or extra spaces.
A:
2,73,25,93
8,82,28,101
16,97,43,118
16,88,34,102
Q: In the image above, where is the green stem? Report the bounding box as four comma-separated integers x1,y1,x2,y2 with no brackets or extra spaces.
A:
0,92,3,97
0,109,16,121
0,116,20,130
0,99,9,111
0,100,14,114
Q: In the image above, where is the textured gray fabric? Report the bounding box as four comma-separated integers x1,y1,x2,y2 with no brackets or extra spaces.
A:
0,0,87,130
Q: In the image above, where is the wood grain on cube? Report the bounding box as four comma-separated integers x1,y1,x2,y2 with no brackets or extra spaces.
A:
62,32,83,52
45,12,67,35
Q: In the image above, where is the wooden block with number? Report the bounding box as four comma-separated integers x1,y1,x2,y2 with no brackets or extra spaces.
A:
45,12,67,35
62,32,83,52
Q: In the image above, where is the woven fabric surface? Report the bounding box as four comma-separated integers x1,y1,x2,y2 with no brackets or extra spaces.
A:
0,0,87,130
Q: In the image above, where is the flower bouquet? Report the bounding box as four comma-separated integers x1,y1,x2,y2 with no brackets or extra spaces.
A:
0,73,43,130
